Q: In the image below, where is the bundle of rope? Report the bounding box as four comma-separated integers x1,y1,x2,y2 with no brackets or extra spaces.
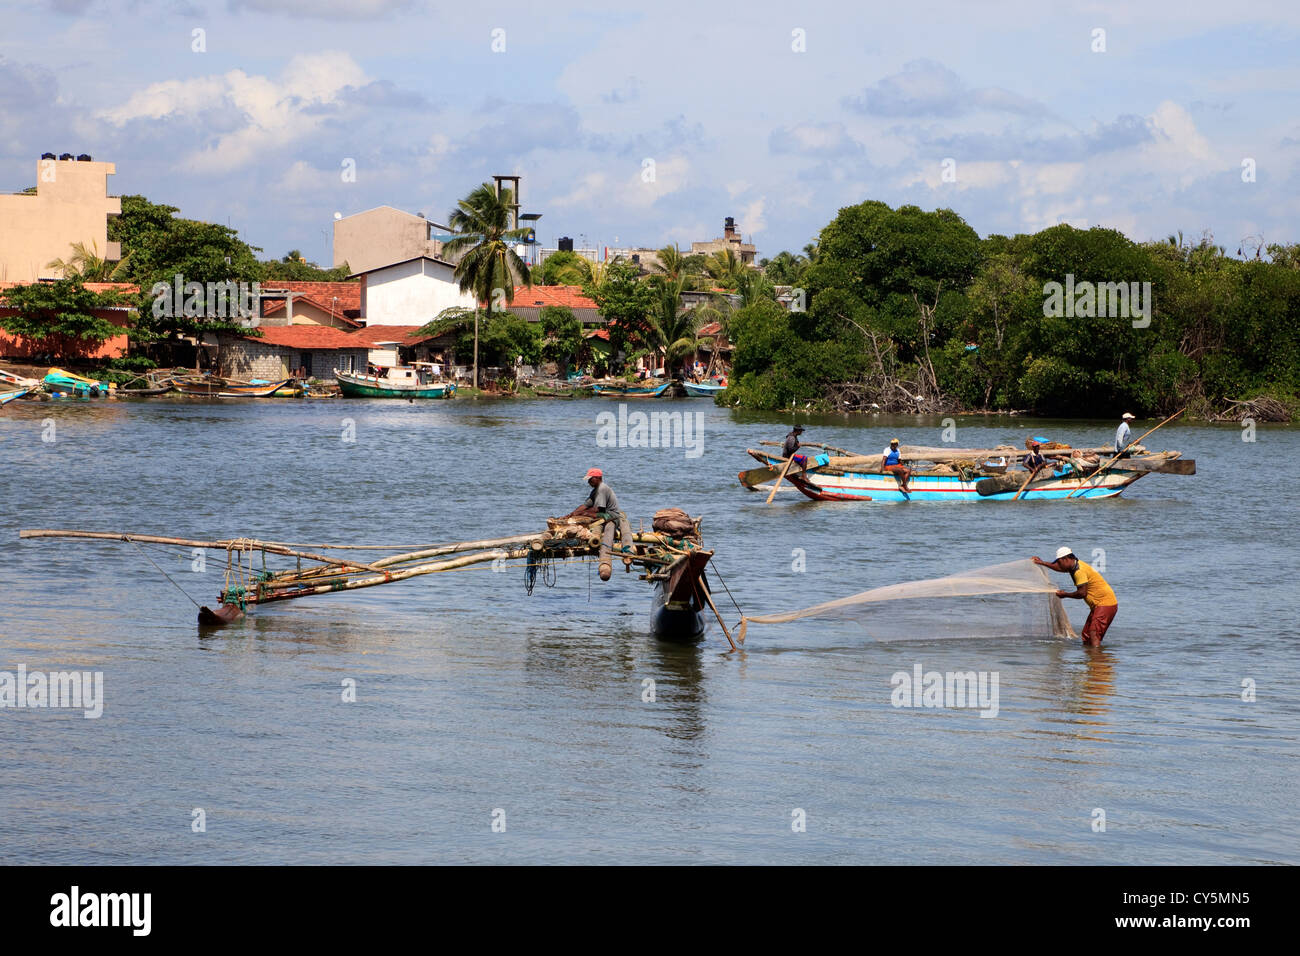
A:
652,508,698,538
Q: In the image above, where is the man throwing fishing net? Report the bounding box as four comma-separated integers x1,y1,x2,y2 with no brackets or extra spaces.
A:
562,468,636,581
1033,547,1118,646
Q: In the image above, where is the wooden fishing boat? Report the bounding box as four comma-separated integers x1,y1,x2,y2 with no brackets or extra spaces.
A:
44,367,110,396
1,387,30,406
683,381,726,397
741,443,1194,503
591,380,671,398
173,375,290,397
19,514,739,647
336,367,456,398
0,368,41,389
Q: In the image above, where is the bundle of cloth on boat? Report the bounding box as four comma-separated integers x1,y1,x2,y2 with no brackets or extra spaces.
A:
735,559,1076,643
652,508,699,538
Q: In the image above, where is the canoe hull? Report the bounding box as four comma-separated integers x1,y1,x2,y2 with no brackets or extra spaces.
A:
592,382,670,397
175,378,289,397
649,550,712,641
788,468,1140,501
1,387,29,406
336,371,456,398
683,382,725,397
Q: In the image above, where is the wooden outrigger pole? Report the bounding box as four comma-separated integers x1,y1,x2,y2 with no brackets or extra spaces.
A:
20,516,740,646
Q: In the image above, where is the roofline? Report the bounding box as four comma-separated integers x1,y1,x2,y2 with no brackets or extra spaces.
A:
347,254,458,278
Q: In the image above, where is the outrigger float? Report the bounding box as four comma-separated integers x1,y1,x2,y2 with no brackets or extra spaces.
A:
740,411,1194,503
19,512,743,647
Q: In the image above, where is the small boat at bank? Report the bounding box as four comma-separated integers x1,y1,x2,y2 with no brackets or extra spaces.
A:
335,366,456,399
173,375,290,397
1,387,30,406
44,368,111,396
740,442,1194,502
683,380,726,397
592,380,671,398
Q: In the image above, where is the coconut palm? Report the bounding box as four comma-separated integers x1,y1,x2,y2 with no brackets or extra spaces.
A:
704,248,746,288
650,244,686,280
648,275,701,376
440,183,533,388
47,240,130,281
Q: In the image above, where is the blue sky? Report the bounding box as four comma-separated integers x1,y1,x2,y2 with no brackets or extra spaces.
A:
2,0,1298,265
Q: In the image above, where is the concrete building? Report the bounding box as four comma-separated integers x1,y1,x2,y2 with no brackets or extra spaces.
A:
332,206,456,276
218,326,370,382
0,156,121,282
351,256,476,327
690,217,757,266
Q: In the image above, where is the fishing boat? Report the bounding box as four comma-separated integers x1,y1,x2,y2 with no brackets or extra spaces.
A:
44,368,110,396
0,368,41,389
740,442,1194,503
683,380,726,397
335,366,456,399
173,375,290,397
20,511,738,647
1,387,30,406
591,380,671,398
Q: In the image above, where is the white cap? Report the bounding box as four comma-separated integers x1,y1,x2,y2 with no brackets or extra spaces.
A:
1121,412,1135,420
1055,546,1074,561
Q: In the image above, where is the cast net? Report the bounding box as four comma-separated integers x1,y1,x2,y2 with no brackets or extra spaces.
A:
737,559,1076,642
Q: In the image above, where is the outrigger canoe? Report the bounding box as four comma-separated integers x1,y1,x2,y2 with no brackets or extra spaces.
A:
44,368,111,396
1,387,29,406
591,380,671,397
741,444,1194,502
173,376,290,397
683,381,726,397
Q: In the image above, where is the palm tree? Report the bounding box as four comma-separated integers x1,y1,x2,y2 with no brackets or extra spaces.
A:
650,275,698,376
47,240,130,281
704,248,746,288
651,244,686,280
440,183,533,389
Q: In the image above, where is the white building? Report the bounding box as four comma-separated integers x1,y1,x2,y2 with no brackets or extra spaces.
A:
351,255,475,326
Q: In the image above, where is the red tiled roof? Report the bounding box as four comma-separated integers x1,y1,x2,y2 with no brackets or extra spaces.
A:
481,285,597,310
262,294,361,327
696,322,723,336
259,281,361,313
347,324,433,347
586,328,610,340
241,326,364,349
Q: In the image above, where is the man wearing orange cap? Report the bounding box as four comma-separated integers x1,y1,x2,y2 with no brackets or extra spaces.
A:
563,468,635,580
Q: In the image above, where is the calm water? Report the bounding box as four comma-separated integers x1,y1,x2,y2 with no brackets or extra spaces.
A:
1,396,1296,864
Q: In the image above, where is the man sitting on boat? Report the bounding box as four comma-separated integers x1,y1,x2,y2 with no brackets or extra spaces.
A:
1033,547,1118,646
561,468,635,581
880,438,912,493
1115,412,1136,457
1024,439,1047,472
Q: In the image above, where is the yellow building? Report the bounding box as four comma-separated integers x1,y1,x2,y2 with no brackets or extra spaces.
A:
0,155,121,282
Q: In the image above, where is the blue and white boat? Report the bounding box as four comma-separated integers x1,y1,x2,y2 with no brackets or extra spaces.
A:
683,380,726,397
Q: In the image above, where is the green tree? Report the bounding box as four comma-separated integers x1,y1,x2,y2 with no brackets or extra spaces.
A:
0,278,132,360
586,261,657,372
536,250,588,286
440,183,533,388
539,305,586,375
46,240,131,281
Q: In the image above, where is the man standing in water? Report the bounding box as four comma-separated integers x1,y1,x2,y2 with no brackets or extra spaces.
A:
562,468,635,581
1033,547,1118,646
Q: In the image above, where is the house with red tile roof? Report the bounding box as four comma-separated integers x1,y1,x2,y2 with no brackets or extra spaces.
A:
258,280,362,329
349,256,476,327
0,280,136,361
489,284,602,326
217,324,371,382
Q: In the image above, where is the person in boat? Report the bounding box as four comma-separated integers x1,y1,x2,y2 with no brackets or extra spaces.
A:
1023,439,1048,473
561,468,635,581
1033,547,1118,647
1115,412,1136,457
881,438,912,493
782,424,805,459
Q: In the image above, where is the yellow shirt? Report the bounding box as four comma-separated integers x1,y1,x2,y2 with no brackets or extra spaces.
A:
1071,560,1117,608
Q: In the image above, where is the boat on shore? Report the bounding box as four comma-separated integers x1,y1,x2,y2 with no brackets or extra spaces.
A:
173,375,290,397
683,380,726,397
1,387,30,406
44,368,111,396
740,442,1194,502
592,380,671,398
335,366,456,398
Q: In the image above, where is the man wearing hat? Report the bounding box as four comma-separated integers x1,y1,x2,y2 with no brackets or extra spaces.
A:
563,468,635,581
880,438,912,494
1033,548,1119,646
1115,412,1136,456
782,425,805,459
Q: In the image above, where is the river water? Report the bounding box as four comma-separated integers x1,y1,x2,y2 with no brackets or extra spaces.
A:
1,396,1296,864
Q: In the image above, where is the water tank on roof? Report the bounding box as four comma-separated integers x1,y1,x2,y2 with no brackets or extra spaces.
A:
77,154,92,162
58,153,73,161
40,152,56,160
558,237,573,252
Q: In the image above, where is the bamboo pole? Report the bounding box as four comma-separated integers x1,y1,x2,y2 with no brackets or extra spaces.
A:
18,529,390,574
371,533,546,568
758,439,852,455
695,576,737,651
766,455,796,504
246,546,532,605
1065,409,1185,499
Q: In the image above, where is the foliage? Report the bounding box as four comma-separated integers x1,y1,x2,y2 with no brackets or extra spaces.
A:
261,250,351,281
451,311,541,367
586,260,657,370
535,250,588,286
538,305,586,373
0,277,131,359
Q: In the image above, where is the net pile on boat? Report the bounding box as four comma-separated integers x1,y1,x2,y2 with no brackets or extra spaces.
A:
737,559,1076,642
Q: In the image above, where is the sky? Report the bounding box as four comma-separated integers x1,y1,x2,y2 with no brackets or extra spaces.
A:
2,0,1298,266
